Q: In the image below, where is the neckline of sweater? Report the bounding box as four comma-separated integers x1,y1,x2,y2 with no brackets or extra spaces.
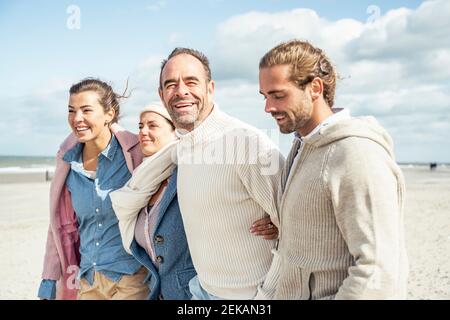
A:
175,105,226,143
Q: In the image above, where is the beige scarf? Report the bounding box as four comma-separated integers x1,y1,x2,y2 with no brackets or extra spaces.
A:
110,140,178,254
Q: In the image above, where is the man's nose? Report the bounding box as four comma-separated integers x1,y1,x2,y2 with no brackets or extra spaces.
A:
175,81,189,96
264,100,275,114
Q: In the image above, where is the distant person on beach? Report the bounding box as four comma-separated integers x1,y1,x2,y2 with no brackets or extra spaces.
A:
38,78,149,300
111,47,284,300
257,39,408,299
430,163,437,171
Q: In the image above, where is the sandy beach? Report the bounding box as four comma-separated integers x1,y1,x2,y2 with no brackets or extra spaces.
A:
0,166,449,300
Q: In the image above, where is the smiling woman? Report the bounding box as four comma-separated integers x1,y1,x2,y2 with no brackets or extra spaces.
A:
67,80,123,171
69,79,123,126
138,104,176,157
38,78,149,300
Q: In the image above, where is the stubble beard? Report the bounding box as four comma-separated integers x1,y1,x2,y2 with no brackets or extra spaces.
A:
166,100,205,132
279,99,312,134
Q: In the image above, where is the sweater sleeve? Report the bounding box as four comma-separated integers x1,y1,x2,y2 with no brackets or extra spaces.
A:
326,139,407,299
254,248,282,299
235,133,285,227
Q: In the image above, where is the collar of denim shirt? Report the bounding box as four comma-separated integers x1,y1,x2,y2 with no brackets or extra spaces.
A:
62,133,119,165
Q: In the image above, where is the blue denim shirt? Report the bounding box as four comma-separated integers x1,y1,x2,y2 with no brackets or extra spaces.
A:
38,135,141,299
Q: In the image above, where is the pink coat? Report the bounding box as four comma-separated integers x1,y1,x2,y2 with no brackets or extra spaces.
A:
41,124,143,299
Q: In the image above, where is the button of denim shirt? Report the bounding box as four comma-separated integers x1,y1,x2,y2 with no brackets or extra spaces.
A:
96,242,99,246
95,208,99,213
156,256,164,264
98,223,102,227
155,235,164,244
93,262,97,266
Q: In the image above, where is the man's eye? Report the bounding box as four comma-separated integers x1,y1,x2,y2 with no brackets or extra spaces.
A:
274,95,284,100
68,110,74,113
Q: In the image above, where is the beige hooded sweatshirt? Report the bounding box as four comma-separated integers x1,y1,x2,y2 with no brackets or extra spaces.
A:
256,116,408,300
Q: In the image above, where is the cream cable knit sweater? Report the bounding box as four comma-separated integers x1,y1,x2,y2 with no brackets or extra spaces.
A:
112,106,285,299
175,107,284,299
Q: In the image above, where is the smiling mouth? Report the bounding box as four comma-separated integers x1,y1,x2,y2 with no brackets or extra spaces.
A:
75,126,90,133
172,101,196,111
273,114,286,123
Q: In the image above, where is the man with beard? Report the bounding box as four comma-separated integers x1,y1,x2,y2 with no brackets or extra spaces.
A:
256,40,408,299
112,47,284,300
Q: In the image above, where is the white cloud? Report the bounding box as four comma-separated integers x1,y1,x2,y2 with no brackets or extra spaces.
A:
352,0,450,61
131,0,450,161
4,0,449,162
0,90,70,155
212,8,364,81
207,0,450,162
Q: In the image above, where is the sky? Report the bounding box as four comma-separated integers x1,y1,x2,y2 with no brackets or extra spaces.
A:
1,0,449,162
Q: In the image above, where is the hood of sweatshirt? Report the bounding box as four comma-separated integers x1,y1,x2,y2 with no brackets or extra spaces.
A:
305,116,396,159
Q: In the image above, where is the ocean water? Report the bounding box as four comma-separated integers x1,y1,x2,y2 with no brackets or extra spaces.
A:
0,156,56,172
0,156,448,172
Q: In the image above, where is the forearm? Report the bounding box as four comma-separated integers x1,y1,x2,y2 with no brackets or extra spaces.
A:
237,148,284,227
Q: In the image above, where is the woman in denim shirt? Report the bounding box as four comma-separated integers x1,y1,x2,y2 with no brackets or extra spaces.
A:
38,78,148,299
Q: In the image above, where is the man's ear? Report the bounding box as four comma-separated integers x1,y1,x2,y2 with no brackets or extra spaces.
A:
208,80,215,96
310,77,324,101
158,87,163,100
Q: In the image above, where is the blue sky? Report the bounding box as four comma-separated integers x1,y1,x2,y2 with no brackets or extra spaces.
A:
1,0,449,162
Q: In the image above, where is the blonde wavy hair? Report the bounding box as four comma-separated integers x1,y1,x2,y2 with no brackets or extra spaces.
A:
260,39,337,107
